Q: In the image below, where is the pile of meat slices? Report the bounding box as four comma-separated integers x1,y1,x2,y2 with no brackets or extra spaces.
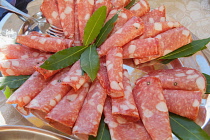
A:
0,0,207,140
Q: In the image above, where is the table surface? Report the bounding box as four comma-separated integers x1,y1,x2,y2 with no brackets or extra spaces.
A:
0,0,210,138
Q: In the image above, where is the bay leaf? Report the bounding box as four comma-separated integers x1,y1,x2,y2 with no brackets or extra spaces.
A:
159,37,210,60
80,44,99,81
40,46,88,70
4,86,13,99
95,14,118,47
125,0,136,9
0,75,30,90
202,73,210,94
83,6,107,46
170,113,210,140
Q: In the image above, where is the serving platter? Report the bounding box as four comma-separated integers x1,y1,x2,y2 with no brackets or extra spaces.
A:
1,0,210,139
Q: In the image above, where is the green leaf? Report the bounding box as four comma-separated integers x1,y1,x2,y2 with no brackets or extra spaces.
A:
159,37,210,60
202,73,210,94
89,116,111,140
0,75,30,90
40,46,88,70
160,59,176,64
125,0,136,9
4,86,13,99
170,113,210,140
95,14,118,47
81,44,100,81
83,6,107,46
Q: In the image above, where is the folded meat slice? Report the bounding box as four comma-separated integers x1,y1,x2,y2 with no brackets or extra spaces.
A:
111,0,131,8
94,0,112,14
130,0,150,17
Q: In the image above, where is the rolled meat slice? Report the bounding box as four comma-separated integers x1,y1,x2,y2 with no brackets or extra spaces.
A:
123,38,159,59
45,82,90,127
77,0,94,42
40,0,62,28
112,69,139,122
0,57,49,76
133,77,172,140
104,98,152,140
145,67,206,93
6,71,50,107
57,0,75,39
72,79,107,136
141,5,166,23
62,60,89,91
26,68,71,113
94,0,112,14
0,44,50,60
98,16,144,56
130,0,150,17
16,35,73,52
16,105,30,116
111,0,131,8
74,2,82,46
163,89,202,120
106,46,124,98
34,62,60,79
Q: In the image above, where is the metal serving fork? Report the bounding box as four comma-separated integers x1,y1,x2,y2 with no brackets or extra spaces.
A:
0,0,64,37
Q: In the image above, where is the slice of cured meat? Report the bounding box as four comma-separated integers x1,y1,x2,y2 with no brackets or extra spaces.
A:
6,71,50,107
16,105,30,116
0,57,49,76
73,3,82,46
45,82,90,127
94,0,112,14
111,69,139,122
0,44,50,60
111,0,131,8
98,16,144,56
130,0,150,17
145,67,206,93
106,46,124,98
123,38,159,59
139,21,181,39
34,62,60,79
16,35,73,52
133,77,172,140
77,0,94,42
141,5,166,23
26,68,71,113
57,0,75,39
163,89,202,120
72,79,107,136
104,98,152,140
62,60,89,91
40,0,62,29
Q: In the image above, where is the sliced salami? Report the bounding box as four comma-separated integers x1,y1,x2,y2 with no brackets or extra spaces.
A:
163,89,202,120
98,16,144,56
57,0,75,39
6,71,50,107
74,2,82,46
106,46,124,98
45,82,90,127
72,79,107,136
0,44,50,60
133,77,172,140
0,57,49,76
26,68,71,113
112,69,139,122
77,0,94,42
130,0,150,17
16,105,30,116
104,98,152,140
123,38,159,59
145,67,206,93
16,34,73,52
111,0,131,8
141,5,166,23
40,0,62,28
62,60,89,91
94,0,112,14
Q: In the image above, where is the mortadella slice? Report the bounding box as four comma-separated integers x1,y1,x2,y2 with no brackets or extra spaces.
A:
62,60,89,91
6,71,50,107
57,0,75,39
72,79,107,136
104,98,152,140
106,46,124,98
163,89,202,120
45,82,90,127
133,77,172,140
130,0,150,17
98,16,144,56
111,0,131,8
26,68,71,113
112,69,139,122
